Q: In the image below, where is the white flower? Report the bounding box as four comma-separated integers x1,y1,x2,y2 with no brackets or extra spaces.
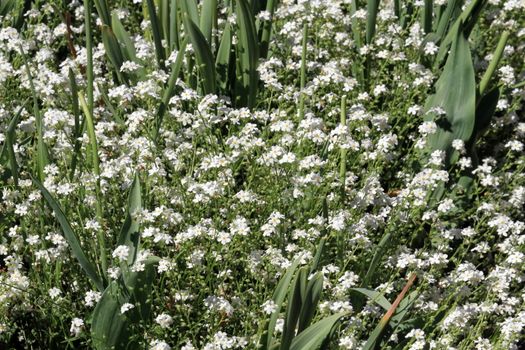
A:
70,318,84,336
261,300,277,315
84,290,102,307
48,287,61,299
155,313,173,328
112,245,130,262
120,303,135,314
150,340,171,350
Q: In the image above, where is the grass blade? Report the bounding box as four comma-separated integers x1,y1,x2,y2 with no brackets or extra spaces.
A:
93,0,111,26
101,25,126,84
290,313,346,350
362,274,417,350
297,272,324,332
216,21,232,91
479,30,510,96
33,177,104,291
118,173,142,265
281,267,308,349
145,0,166,70
259,0,277,59
183,15,216,95
422,0,433,34
260,258,301,350
200,0,217,45
235,0,259,108
366,0,380,44
154,38,188,141
425,21,476,167
350,288,392,311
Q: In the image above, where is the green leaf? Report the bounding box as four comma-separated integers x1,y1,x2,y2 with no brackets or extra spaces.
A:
200,0,217,45
350,288,392,311
118,173,142,265
281,267,308,349
101,25,126,83
216,21,232,91
93,0,111,26
183,15,216,95
290,313,345,350
111,12,138,63
92,257,160,349
145,0,166,70
297,272,324,332
154,38,188,141
261,258,301,350
0,0,16,17
0,101,28,186
33,177,104,291
235,0,259,108
91,281,131,350
424,22,476,167
366,0,380,44
181,0,199,25
258,0,278,59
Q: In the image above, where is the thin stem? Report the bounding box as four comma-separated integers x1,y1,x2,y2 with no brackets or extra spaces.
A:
479,31,510,96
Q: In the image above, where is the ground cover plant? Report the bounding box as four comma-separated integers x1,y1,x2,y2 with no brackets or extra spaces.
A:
0,0,524,349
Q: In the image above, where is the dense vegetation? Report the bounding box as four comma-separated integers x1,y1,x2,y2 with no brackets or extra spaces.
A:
0,0,524,349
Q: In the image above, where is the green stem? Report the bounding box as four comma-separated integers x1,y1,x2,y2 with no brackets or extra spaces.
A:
83,0,94,116
339,95,347,205
79,92,107,282
479,31,510,96
298,23,308,120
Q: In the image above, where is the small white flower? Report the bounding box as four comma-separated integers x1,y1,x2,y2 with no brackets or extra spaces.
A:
48,287,61,299
261,300,277,315
112,245,130,262
70,318,84,336
121,303,135,314
155,313,173,328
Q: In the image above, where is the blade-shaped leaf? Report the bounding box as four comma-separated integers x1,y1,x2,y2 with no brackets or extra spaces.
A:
118,173,142,265
297,272,324,332
33,178,104,291
200,0,217,45
216,21,232,91
261,258,301,350
290,313,346,350
350,288,392,311
424,22,476,167
101,25,126,83
111,12,138,63
91,281,131,350
235,0,259,108
281,267,308,349
183,15,216,95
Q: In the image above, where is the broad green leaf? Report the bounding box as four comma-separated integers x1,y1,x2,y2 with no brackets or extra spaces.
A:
0,0,16,17
235,0,259,108
216,21,231,91
33,178,104,291
93,0,111,26
181,0,199,25
297,272,324,332
92,257,160,349
91,281,131,350
434,0,484,69
101,25,126,83
183,15,216,95
111,12,138,63
290,313,345,350
424,22,476,167
261,258,301,350
281,267,308,349
145,0,166,70
435,0,461,41
118,173,142,265
350,288,392,311
200,0,217,45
